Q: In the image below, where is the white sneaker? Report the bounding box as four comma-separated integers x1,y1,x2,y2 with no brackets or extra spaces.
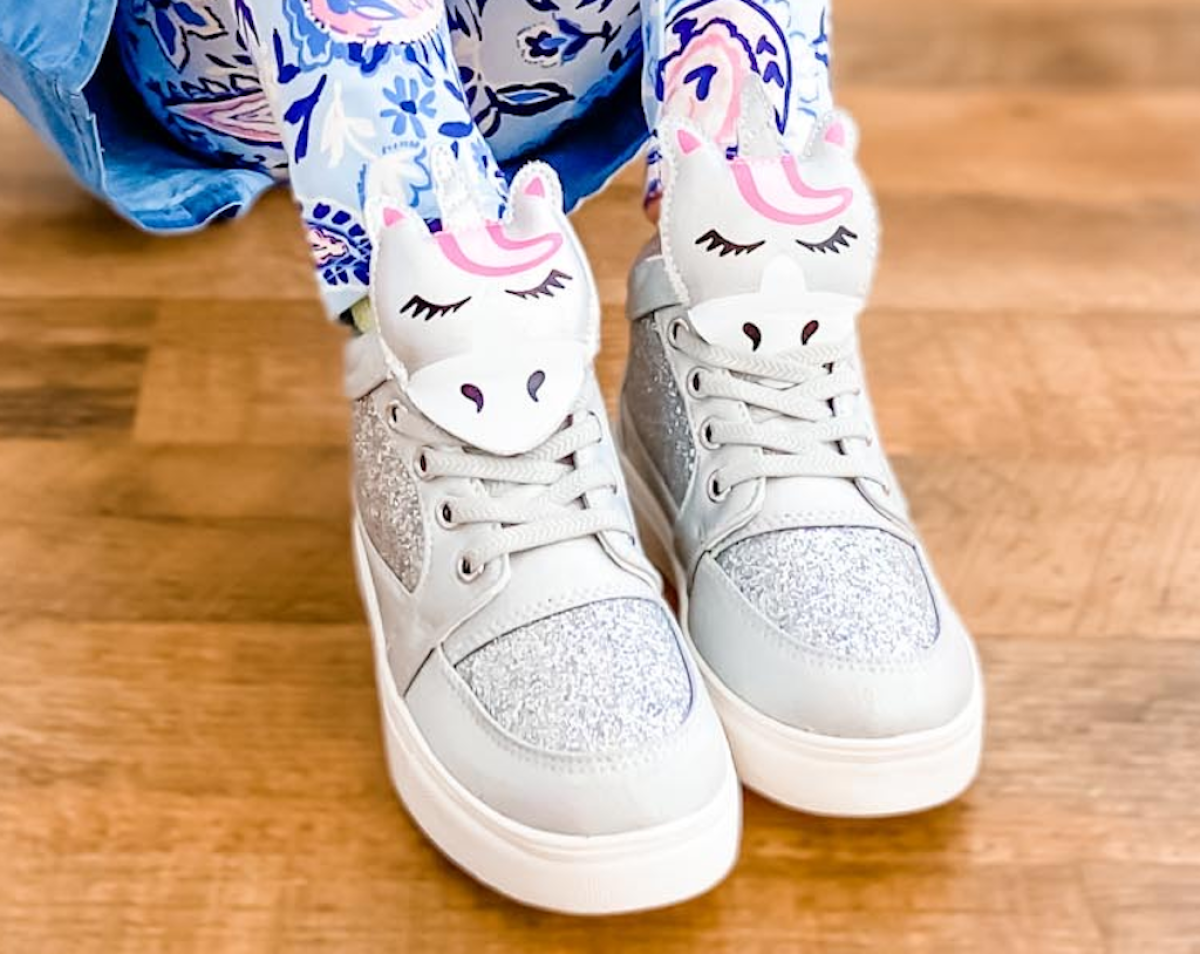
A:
349,158,739,913
619,103,984,817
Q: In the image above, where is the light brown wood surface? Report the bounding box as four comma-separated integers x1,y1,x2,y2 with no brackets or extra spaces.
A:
2,0,1199,949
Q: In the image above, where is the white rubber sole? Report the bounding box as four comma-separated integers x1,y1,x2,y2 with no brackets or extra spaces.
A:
620,450,985,818
352,522,742,914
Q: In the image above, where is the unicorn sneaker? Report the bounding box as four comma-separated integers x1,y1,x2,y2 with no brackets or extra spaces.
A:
347,159,739,913
619,109,984,816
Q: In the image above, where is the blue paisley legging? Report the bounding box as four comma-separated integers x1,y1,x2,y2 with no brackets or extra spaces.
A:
113,0,833,316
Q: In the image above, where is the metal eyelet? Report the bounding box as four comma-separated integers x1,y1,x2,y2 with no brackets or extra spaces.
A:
686,368,704,398
456,552,484,582
437,501,455,528
707,472,730,502
414,449,431,479
698,418,719,450
667,318,686,347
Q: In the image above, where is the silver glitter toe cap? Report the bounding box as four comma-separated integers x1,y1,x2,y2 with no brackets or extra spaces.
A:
455,598,692,755
715,527,939,663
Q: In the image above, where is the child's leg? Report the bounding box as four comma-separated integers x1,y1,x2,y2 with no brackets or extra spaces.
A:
446,0,644,161
233,0,508,317
112,0,290,175
640,0,833,209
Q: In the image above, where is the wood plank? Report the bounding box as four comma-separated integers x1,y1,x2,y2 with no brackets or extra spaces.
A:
909,455,1200,642
863,309,1200,454
132,300,345,446
837,0,1200,88
0,299,153,438
849,90,1200,203
0,442,347,520
0,518,358,623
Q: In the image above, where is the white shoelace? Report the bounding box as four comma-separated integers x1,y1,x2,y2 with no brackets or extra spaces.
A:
392,406,631,579
669,319,891,497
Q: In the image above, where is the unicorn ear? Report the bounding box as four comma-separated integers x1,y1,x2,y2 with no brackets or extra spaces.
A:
815,111,860,158
660,118,709,157
363,154,431,244
657,118,722,181
509,163,564,213
507,162,565,233
735,82,786,159
363,195,420,244
675,126,703,156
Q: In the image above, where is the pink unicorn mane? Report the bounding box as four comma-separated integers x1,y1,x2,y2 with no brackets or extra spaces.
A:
730,155,853,226
434,222,564,278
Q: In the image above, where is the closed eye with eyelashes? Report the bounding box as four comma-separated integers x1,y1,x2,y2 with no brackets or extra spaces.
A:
796,226,858,255
400,294,471,321
506,268,573,300
695,228,764,257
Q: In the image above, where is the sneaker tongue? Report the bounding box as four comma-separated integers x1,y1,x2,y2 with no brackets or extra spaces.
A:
364,160,598,456
658,107,879,357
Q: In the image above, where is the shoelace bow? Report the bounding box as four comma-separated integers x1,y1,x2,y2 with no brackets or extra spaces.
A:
669,320,891,496
392,405,630,579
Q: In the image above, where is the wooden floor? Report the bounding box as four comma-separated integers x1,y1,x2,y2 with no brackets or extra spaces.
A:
2,1,1199,950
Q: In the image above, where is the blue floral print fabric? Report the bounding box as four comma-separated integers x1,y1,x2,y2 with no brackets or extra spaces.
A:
642,0,832,201
112,0,289,174
2,0,831,315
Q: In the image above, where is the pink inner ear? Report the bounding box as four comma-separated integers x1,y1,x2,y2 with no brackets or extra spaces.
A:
824,122,846,147
523,176,547,198
676,128,702,155
382,206,405,227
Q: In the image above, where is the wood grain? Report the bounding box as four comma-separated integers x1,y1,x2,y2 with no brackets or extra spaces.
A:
1,0,1198,949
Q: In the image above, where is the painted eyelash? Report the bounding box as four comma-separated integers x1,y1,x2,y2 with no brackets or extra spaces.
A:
506,268,573,301
695,229,764,257
400,294,470,321
796,226,858,255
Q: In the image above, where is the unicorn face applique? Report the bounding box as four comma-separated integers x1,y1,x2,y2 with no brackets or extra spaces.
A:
659,112,879,357
368,163,598,456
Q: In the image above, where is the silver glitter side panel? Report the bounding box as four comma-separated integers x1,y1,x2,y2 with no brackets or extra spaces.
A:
623,318,696,504
716,528,939,663
456,598,692,754
352,397,425,591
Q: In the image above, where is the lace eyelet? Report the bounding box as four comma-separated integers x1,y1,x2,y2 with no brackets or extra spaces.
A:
698,418,719,450
707,472,730,502
437,501,455,528
414,449,431,479
456,552,484,582
667,318,685,348
686,368,704,398
386,400,404,429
